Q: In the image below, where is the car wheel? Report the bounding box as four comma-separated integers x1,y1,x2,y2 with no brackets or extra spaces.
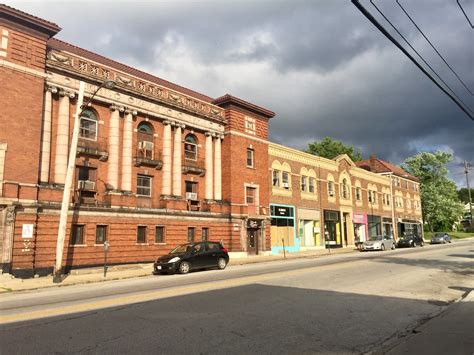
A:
420,240,424,247
412,241,416,247
381,244,386,251
217,257,227,270
178,261,191,274
391,243,395,250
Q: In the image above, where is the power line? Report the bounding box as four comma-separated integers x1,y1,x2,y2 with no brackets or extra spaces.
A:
457,0,474,28
370,0,472,113
397,0,474,96
351,0,474,121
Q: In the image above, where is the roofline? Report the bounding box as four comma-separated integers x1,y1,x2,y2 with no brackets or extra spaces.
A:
213,94,275,119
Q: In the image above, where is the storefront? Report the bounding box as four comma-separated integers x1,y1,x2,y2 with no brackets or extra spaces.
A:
323,210,342,248
270,204,297,254
246,218,264,255
353,213,367,243
398,219,423,238
367,215,382,237
298,208,323,250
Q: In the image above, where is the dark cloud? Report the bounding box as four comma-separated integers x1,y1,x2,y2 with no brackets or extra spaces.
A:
5,0,473,185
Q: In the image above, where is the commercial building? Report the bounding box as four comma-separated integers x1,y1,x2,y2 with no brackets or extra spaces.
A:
0,5,423,277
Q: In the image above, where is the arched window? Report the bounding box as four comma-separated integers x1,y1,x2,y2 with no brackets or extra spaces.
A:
184,134,198,160
79,109,98,140
137,122,154,159
341,178,348,199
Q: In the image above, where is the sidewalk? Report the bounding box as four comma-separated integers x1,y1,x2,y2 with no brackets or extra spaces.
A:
0,247,355,293
386,290,474,355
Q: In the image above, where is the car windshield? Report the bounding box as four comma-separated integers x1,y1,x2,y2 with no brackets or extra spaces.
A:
170,244,193,254
434,233,444,237
369,236,383,241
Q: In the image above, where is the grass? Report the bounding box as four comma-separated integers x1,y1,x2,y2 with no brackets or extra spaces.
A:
424,231,474,240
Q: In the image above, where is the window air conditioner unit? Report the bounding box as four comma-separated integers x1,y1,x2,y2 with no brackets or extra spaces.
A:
139,141,154,151
186,192,198,201
78,180,95,190
282,182,289,188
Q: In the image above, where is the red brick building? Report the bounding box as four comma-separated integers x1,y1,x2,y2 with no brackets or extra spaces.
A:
0,5,274,277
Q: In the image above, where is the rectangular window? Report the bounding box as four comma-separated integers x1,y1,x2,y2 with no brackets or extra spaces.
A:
184,142,197,160
328,181,334,196
202,227,209,241
155,226,165,243
79,117,97,140
301,176,307,192
247,148,254,168
246,186,256,204
282,172,290,189
188,227,195,242
137,175,151,196
309,178,315,193
95,225,107,244
71,224,85,245
137,226,147,244
272,170,280,186
368,190,373,203
356,187,361,201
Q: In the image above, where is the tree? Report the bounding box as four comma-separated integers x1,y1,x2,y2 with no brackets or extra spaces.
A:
306,137,362,161
457,188,473,204
403,152,464,232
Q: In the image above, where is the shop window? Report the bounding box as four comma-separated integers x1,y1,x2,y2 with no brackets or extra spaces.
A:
137,122,154,159
137,226,147,243
155,226,165,243
95,225,107,245
246,186,256,204
79,109,98,141
188,227,195,242
309,177,315,193
247,148,254,168
272,170,280,186
184,134,198,160
282,172,290,189
71,224,85,245
301,176,307,192
202,227,209,241
137,175,152,196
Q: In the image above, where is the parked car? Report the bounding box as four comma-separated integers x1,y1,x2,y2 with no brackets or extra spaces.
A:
397,235,424,248
361,235,395,251
154,241,229,274
430,233,452,244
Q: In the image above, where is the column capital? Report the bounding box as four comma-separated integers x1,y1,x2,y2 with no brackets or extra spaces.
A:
109,104,119,111
124,108,138,116
45,85,58,94
163,120,172,126
205,131,213,137
59,89,75,99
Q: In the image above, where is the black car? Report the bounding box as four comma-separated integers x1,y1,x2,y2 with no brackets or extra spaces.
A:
154,241,229,274
397,235,424,248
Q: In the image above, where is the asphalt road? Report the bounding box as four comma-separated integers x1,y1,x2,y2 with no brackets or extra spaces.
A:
1,240,473,354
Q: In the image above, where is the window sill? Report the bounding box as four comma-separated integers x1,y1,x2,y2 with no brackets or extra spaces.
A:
136,243,149,246
154,242,166,246
70,244,87,247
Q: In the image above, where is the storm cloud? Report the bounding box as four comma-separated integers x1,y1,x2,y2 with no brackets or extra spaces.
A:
5,0,473,183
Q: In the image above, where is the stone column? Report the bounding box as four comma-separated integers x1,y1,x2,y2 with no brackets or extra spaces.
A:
162,120,172,196
54,90,74,184
172,124,185,197
121,109,135,192
214,135,222,200
205,132,214,200
107,105,120,190
40,86,56,183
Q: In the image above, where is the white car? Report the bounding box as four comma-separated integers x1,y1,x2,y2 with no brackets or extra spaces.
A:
361,235,395,251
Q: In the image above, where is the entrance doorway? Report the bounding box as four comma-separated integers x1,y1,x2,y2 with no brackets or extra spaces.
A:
247,228,258,255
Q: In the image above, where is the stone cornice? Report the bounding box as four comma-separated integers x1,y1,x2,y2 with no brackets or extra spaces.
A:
350,167,391,186
268,143,338,172
46,48,225,123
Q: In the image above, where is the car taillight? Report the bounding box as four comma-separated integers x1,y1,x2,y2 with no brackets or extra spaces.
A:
220,246,228,253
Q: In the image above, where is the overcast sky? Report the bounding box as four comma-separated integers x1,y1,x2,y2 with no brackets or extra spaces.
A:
6,0,473,185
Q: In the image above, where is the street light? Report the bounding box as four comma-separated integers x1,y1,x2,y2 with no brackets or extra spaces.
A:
53,80,116,283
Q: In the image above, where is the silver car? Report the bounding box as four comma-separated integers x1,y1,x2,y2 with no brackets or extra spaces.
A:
430,233,452,244
361,235,396,251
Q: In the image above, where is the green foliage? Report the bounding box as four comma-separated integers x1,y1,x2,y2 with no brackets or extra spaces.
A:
457,188,474,204
403,152,464,232
306,137,362,162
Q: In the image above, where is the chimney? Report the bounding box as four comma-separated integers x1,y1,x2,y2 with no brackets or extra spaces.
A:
369,155,377,171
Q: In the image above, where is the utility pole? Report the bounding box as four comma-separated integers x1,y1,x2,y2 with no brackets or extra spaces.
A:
465,161,473,227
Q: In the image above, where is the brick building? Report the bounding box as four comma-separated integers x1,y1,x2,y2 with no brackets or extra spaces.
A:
0,6,423,277
0,5,274,277
268,144,423,252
